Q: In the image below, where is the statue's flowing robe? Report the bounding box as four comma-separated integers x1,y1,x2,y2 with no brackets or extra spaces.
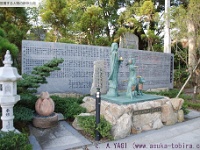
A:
108,50,119,89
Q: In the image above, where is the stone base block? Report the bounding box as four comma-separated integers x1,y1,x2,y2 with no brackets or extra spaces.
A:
81,96,184,140
32,113,58,128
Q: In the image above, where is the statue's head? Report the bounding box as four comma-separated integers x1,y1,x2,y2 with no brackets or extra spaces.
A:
127,58,136,65
111,43,118,51
138,77,145,83
131,58,136,64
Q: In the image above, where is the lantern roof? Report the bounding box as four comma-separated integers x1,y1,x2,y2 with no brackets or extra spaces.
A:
0,50,22,81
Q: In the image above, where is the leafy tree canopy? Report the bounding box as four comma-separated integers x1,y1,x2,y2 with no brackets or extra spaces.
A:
0,8,30,48
0,28,18,65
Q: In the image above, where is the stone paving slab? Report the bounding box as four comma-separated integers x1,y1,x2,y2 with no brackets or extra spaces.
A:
29,110,200,150
29,121,91,150
185,109,200,120
88,113,200,150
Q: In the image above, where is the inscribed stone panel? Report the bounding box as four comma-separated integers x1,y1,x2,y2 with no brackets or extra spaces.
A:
22,40,173,94
90,60,107,95
119,33,139,49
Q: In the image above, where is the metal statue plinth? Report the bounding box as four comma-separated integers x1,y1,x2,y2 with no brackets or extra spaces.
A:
102,93,163,105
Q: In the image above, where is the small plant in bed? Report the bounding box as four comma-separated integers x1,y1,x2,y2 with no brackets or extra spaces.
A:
0,131,32,150
77,115,113,141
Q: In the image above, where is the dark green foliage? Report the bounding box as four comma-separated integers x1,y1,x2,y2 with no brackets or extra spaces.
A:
179,94,193,101
186,102,200,111
0,8,30,51
95,37,112,46
14,91,37,122
178,93,191,115
0,28,19,65
145,89,180,98
14,106,34,122
17,58,64,94
182,93,200,112
96,117,113,140
0,28,5,37
174,69,189,88
51,95,86,119
0,131,32,150
152,43,163,52
73,96,85,104
77,115,95,137
77,115,113,140
17,74,45,93
181,101,190,115
18,93,38,110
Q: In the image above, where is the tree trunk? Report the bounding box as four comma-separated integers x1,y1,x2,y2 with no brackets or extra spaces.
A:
187,20,197,99
147,39,151,51
187,21,197,74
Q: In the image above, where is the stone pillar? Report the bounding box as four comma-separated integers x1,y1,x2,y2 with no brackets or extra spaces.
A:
90,60,107,95
1,105,15,132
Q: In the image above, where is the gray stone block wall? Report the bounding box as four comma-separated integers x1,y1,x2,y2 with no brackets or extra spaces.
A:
22,40,174,94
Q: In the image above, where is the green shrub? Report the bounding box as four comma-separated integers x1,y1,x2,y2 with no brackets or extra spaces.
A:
174,69,189,88
179,94,193,100
196,94,200,100
182,92,200,111
96,117,113,140
77,115,95,136
51,95,86,119
77,115,113,140
145,89,180,98
17,93,38,110
0,28,19,65
0,131,32,150
187,102,200,110
14,106,34,122
181,101,190,115
0,28,6,37
12,92,37,123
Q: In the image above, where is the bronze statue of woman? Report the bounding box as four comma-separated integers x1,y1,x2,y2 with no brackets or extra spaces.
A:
106,43,123,97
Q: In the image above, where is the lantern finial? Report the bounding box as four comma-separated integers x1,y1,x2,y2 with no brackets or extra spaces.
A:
3,50,13,67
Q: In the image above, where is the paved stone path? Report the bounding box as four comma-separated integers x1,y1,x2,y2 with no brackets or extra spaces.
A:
29,121,91,150
29,109,200,150
88,113,200,150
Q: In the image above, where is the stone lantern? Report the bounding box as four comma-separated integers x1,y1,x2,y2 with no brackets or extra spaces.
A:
0,50,22,132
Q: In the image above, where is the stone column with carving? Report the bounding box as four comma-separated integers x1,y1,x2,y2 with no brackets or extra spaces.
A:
90,60,107,95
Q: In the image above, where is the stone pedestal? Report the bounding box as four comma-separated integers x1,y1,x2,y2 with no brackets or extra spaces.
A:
32,113,58,129
80,96,184,140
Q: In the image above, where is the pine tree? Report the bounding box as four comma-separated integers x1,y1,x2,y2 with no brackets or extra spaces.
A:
17,58,64,94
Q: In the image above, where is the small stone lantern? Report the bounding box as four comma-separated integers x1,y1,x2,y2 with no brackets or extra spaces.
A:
0,50,22,132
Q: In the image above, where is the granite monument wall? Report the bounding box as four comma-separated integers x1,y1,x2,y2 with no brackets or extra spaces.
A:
22,40,174,94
